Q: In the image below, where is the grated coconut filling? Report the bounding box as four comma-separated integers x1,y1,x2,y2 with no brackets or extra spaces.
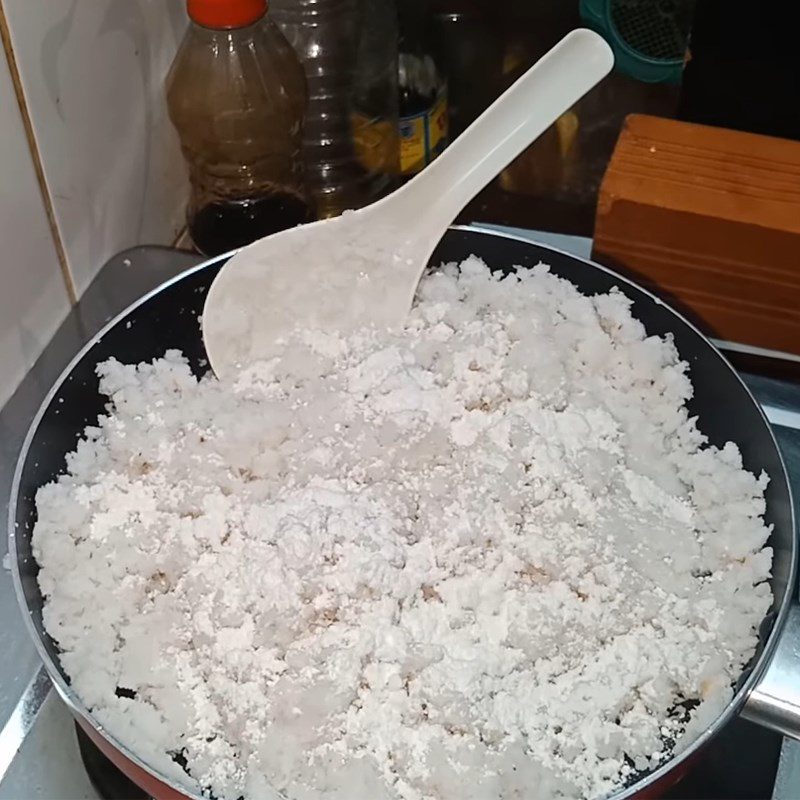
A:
33,258,773,800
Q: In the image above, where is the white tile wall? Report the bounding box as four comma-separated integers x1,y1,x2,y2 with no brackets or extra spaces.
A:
2,0,189,296
0,49,70,409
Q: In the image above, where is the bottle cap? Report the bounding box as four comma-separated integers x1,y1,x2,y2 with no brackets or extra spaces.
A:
187,0,267,29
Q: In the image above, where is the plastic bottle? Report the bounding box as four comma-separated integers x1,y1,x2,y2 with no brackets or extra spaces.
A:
166,0,314,256
270,0,399,218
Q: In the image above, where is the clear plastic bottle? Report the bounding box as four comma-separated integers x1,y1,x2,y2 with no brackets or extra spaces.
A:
166,0,314,256
270,0,399,218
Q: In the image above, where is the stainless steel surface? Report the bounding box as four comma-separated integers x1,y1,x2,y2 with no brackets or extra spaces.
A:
1,233,799,798
774,738,800,800
0,667,50,780
0,686,99,800
744,604,800,737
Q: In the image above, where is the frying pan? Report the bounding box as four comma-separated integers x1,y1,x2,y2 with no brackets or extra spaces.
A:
9,227,800,799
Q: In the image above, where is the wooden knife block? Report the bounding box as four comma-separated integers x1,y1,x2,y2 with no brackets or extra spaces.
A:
592,114,800,355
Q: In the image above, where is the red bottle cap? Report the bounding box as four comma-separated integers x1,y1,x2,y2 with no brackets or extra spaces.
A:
187,0,267,29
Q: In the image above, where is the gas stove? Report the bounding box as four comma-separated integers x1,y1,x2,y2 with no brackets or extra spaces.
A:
1,231,799,800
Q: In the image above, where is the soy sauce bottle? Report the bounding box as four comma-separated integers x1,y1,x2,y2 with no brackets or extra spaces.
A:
166,0,314,256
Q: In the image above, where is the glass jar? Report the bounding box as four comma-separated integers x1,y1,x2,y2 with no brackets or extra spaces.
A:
398,0,449,178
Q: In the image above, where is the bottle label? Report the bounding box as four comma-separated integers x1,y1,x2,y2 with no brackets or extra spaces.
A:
428,90,448,160
352,113,399,176
399,88,449,176
399,114,427,175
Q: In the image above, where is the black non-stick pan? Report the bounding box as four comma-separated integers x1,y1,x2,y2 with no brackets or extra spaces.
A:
9,227,799,800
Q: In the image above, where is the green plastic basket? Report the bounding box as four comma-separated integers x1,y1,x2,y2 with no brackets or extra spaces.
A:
579,0,694,84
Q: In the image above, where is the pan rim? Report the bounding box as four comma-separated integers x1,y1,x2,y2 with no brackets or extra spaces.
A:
7,224,797,800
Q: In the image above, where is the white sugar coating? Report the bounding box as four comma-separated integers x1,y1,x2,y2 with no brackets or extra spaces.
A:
33,257,773,800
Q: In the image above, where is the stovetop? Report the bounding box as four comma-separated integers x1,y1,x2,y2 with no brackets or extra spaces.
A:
1,230,799,800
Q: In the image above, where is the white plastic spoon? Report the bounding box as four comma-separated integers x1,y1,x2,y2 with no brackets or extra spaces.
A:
203,28,614,379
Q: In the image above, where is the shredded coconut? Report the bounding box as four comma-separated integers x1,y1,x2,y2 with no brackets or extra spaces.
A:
33,257,773,800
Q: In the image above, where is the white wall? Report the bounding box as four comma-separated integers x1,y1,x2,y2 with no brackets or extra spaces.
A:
0,48,69,408
0,0,188,405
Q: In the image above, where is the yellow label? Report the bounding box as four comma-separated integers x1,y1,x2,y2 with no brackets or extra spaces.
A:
352,95,449,178
352,113,399,175
429,91,448,158
398,90,449,176
399,113,427,176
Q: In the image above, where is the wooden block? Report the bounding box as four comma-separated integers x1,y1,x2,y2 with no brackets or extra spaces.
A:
592,113,800,355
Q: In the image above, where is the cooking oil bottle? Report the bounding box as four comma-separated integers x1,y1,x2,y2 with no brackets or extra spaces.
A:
166,0,314,256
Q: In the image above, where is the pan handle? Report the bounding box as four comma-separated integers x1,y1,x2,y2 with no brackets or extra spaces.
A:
742,603,800,738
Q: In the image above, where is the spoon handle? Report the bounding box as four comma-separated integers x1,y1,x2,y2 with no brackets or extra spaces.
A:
387,28,614,236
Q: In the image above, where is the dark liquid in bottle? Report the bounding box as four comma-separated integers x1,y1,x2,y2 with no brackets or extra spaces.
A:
188,191,315,256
